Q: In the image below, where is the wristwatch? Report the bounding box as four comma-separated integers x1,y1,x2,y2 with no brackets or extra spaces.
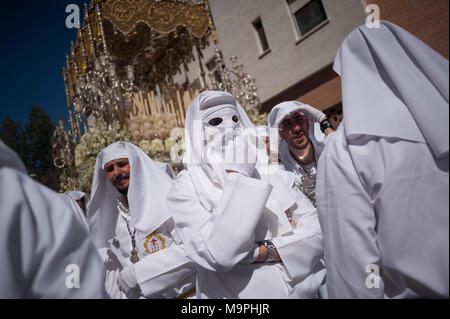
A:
258,240,277,263
320,118,334,133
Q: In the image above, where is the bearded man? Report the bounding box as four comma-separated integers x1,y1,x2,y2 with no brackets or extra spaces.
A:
87,141,196,299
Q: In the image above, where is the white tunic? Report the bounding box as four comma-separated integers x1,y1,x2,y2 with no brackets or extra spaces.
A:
168,170,326,299
88,142,196,299
103,201,196,299
316,123,449,298
0,167,107,298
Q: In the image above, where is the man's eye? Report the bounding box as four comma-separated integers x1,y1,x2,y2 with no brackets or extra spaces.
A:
232,115,238,122
106,166,114,172
208,118,223,126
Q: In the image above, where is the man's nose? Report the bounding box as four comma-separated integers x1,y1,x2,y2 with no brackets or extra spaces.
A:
292,124,302,133
113,166,122,178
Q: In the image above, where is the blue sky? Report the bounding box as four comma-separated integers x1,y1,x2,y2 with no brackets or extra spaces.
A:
0,0,87,127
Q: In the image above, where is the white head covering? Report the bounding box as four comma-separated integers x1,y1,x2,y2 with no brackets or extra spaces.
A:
334,20,449,159
183,90,268,212
101,144,129,169
63,191,90,230
268,101,325,172
87,141,173,249
65,190,90,218
0,139,27,173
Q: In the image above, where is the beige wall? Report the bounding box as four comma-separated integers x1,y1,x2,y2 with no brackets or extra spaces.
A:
175,0,448,121
176,0,366,105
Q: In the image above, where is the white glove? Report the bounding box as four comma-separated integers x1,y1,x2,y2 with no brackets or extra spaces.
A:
224,132,257,177
117,265,139,297
296,104,327,123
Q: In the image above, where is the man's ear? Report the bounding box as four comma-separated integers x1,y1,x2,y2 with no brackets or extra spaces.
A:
279,129,285,140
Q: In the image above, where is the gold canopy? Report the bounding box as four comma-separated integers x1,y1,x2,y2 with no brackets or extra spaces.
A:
64,0,215,103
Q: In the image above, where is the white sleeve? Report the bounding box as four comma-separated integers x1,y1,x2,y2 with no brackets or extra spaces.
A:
167,173,272,272
100,248,126,299
133,242,196,298
316,136,384,298
271,190,324,284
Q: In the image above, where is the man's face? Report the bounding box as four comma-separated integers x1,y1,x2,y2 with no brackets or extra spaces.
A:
104,158,130,194
261,136,270,155
279,112,310,150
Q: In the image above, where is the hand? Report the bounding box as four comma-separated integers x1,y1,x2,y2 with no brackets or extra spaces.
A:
224,132,257,177
296,104,327,123
117,264,139,296
254,243,281,263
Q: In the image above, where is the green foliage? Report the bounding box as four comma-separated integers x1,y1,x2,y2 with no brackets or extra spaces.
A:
0,116,27,161
0,106,60,190
25,105,60,189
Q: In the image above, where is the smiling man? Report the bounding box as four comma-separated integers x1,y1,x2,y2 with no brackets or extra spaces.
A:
104,158,130,195
87,141,196,299
268,101,335,206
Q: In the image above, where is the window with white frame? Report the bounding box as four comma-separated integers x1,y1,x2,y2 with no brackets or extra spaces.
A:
287,0,328,38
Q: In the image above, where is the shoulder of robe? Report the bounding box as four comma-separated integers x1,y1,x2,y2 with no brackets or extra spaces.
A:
273,169,296,190
167,171,198,214
170,170,193,188
167,170,196,203
0,167,28,210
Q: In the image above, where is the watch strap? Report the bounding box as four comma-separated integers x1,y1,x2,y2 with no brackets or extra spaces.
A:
320,119,334,133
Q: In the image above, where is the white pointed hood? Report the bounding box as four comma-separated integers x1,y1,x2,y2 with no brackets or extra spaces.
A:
183,90,257,211
333,20,449,159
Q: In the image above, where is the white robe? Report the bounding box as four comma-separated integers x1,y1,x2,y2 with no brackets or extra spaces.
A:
317,20,449,299
0,167,107,298
316,123,449,298
88,142,196,299
168,170,326,299
102,203,196,299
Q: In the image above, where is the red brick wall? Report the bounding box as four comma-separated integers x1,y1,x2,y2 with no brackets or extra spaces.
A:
367,0,449,58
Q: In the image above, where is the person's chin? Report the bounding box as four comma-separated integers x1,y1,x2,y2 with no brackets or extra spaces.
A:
117,186,129,195
292,139,309,150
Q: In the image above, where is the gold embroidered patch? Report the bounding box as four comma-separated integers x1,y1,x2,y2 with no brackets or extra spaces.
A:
144,232,166,255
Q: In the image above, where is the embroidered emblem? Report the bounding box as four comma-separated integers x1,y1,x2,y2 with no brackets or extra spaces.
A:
144,232,166,255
